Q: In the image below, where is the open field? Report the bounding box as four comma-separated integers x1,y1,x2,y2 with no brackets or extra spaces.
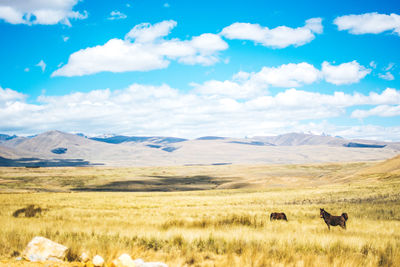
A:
0,161,387,192
0,158,400,266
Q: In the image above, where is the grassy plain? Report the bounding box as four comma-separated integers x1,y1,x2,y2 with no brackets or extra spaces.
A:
0,159,399,266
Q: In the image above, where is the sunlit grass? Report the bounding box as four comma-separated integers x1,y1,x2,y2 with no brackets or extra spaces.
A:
0,162,399,266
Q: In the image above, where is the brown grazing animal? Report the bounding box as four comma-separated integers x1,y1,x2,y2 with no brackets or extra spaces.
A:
12,205,43,218
320,208,348,230
270,212,287,221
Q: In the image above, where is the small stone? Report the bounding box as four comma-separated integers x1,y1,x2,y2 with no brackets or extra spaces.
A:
133,258,168,267
80,252,90,262
111,253,135,267
93,255,104,266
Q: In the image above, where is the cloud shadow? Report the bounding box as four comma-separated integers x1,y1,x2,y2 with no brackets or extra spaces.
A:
73,175,233,192
0,156,102,167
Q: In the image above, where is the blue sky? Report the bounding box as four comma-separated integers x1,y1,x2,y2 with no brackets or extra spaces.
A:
0,0,400,140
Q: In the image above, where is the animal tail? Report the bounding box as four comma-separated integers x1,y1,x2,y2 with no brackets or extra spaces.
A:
341,213,348,221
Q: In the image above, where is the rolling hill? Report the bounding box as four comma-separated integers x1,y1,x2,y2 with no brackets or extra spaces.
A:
0,130,399,166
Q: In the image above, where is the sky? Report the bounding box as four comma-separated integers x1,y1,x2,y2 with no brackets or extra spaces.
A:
0,0,400,140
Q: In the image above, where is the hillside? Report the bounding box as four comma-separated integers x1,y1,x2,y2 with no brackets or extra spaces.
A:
0,130,399,166
357,154,400,175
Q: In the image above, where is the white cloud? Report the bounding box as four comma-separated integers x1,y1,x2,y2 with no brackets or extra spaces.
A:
321,61,371,85
379,72,395,81
63,36,69,42
293,123,400,142
193,61,372,99
163,3,170,8
334,12,400,35
0,86,26,103
193,62,320,99
52,20,228,77
352,105,400,119
108,10,127,20
36,60,46,72
3,82,399,140
0,0,87,26
385,63,395,71
220,18,323,48
24,68,30,72
369,61,377,69
334,125,400,142
251,63,321,87
125,20,176,43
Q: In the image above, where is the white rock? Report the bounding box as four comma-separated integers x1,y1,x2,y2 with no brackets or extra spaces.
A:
133,258,168,267
133,259,145,266
93,255,105,266
112,253,135,267
80,252,90,262
22,236,68,262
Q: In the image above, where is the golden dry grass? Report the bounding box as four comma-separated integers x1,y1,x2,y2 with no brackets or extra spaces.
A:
0,161,378,192
0,158,399,266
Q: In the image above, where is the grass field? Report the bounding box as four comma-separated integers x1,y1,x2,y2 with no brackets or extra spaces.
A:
0,158,399,266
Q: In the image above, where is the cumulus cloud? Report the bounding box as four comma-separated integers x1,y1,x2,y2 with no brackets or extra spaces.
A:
334,12,400,35
2,82,400,139
0,0,87,26
108,10,127,20
352,105,400,119
0,86,26,103
321,61,371,85
220,18,323,48
193,62,320,99
125,20,177,43
193,61,371,99
52,20,228,77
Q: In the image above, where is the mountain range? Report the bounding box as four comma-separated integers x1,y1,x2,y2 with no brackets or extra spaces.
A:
0,130,399,167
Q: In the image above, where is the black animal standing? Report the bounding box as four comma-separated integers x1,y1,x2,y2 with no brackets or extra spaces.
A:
320,208,348,230
270,212,287,221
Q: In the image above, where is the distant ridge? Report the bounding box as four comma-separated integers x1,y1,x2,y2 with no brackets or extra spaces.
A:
253,132,346,146
0,130,399,166
344,142,386,148
0,134,17,141
196,136,226,140
90,135,187,144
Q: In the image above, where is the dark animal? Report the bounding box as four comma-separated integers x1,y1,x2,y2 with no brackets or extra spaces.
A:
12,205,43,218
270,212,287,221
320,208,348,230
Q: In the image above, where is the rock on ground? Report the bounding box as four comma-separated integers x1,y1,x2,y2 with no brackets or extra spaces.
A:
22,236,68,262
93,255,104,266
133,258,168,267
111,253,135,267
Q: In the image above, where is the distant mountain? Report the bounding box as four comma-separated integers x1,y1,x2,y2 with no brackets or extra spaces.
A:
0,134,28,147
344,142,386,148
0,130,399,167
253,133,347,146
0,134,17,141
90,135,187,144
196,136,226,140
228,141,274,146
